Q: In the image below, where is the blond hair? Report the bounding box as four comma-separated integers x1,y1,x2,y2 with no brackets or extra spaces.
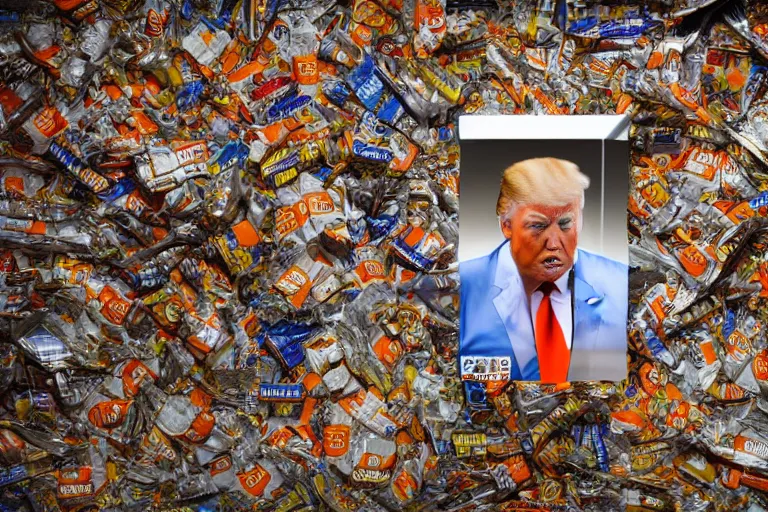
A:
496,157,590,223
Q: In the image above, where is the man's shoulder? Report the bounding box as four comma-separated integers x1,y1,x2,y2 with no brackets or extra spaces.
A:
577,249,628,275
576,249,628,301
459,251,497,295
459,251,495,279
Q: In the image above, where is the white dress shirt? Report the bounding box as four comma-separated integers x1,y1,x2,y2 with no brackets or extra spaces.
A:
528,250,577,350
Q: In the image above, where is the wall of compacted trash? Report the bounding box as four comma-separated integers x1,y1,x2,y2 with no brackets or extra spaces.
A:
4,0,768,510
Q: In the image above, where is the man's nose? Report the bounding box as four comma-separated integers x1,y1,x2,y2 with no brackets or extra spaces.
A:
544,229,562,250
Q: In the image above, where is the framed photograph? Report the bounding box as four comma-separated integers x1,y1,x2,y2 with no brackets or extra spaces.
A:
458,115,630,387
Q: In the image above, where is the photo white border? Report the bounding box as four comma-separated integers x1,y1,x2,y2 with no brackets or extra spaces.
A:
458,114,630,141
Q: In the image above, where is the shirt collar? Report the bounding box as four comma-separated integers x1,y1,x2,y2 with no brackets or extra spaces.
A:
553,249,577,293
494,240,519,290
550,263,571,295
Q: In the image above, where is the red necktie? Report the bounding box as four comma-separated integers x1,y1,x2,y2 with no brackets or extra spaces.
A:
534,282,570,383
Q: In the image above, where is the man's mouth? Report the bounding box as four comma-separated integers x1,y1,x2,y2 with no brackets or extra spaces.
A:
541,256,563,269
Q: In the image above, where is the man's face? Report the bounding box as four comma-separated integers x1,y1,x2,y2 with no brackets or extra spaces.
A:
502,201,580,285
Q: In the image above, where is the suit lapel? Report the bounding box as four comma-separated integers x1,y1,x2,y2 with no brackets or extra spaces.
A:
491,242,539,380
569,251,605,381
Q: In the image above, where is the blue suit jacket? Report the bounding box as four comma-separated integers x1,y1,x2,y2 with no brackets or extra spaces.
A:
459,241,628,382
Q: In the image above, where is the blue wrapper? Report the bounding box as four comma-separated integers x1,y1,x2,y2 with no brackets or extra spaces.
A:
122,266,166,291
434,439,453,456
520,435,534,455
722,307,736,342
267,93,312,123
181,0,194,19
445,0,496,9
598,18,659,39
0,464,27,487
366,214,399,242
347,218,367,246
568,12,659,40
210,141,249,173
49,142,83,175
750,192,768,210
310,166,334,183
376,95,404,124
645,330,671,361
326,74,403,124
259,383,306,402
391,240,435,270
554,0,568,31
176,80,204,112
341,287,362,302
651,128,682,155
207,0,238,29
323,81,353,108
391,227,437,271
263,321,315,369
97,178,135,202
571,424,583,445
568,17,597,35
592,423,610,472
346,54,384,112
436,126,454,142
265,338,304,369
464,381,490,410
0,11,21,23
352,140,393,162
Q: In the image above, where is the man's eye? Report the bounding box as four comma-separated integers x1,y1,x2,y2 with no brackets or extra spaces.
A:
529,223,546,230
559,220,573,229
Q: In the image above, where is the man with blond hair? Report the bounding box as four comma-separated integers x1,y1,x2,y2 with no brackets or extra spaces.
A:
459,158,628,384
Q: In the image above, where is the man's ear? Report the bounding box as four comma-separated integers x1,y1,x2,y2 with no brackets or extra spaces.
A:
500,217,514,240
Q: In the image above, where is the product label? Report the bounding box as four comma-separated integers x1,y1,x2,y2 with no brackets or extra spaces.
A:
354,259,385,285
32,106,68,138
209,455,232,477
305,192,335,215
275,266,312,308
294,54,319,85
258,383,305,402
98,286,132,325
452,432,487,458
351,468,391,484
58,483,93,498
735,435,768,459
323,425,350,457
460,356,511,382
144,8,168,37
237,464,271,496
754,349,768,381
174,141,209,166
275,204,309,239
